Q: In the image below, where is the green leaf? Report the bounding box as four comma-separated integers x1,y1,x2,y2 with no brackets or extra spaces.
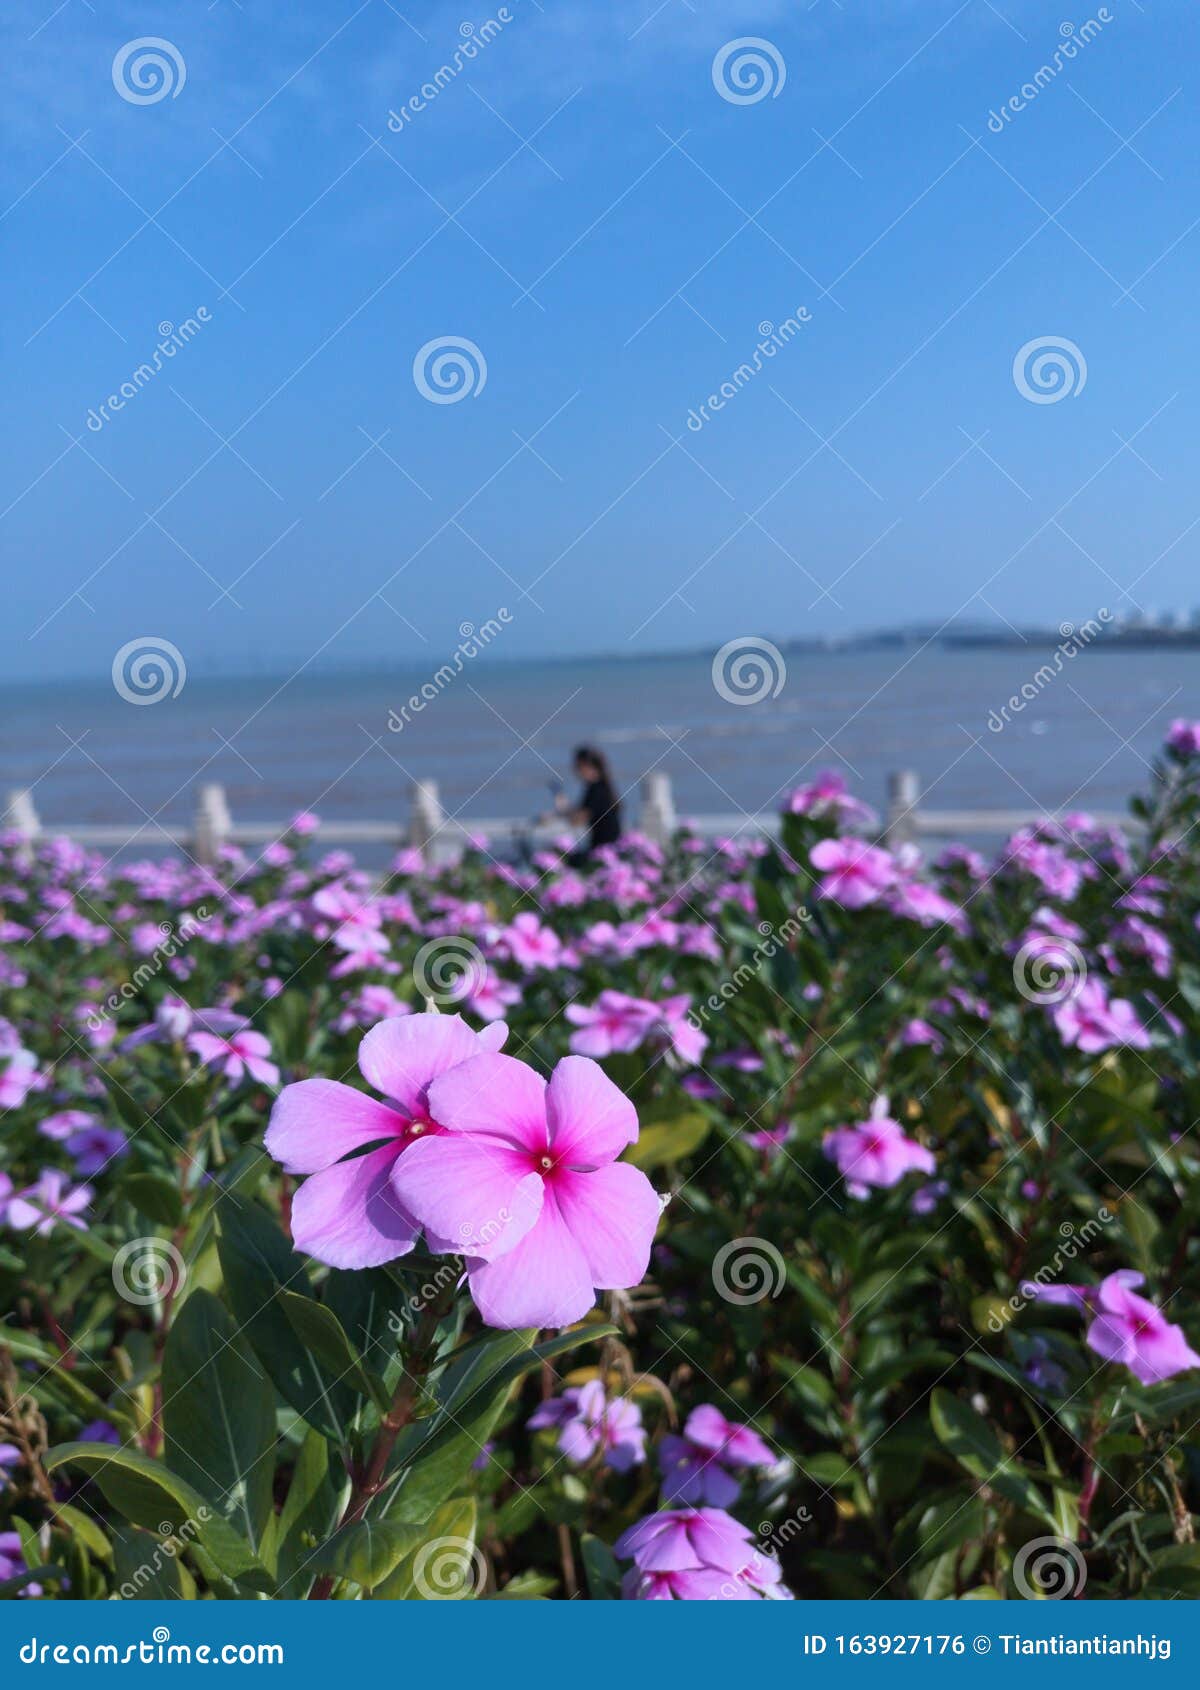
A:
278,1290,389,1411
387,1325,615,1525
53,1503,114,1564
624,1107,711,1170
930,1390,1056,1527
162,1288,276,1552
309,1518,427,1590
374,1499,479,1600
112,1526,186,1598
214,1194,354,1445
121,1171,184,1227
274,1430,344,1599
45,1442,272,1593
580,1532,621,1599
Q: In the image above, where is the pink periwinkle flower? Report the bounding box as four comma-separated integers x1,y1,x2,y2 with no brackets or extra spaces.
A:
786,769,875,826
1165,718,1200,757
565,990,657,1058
390,1052,661,1329
809,839,894,909
1052,979,1151,1054
528,1379,646,1471
1023,1270,1200,1387
615,1508,789,1601
823,1096,935,1198
266,1014,505,1268
659,1405,774,1507
189,1029,280,1088
7,1169,93,1236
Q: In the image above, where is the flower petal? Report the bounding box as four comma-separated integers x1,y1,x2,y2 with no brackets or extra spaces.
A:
357,1013,486,1115
552,1162,659,1289
265,1079,409,1174
290,1143,417,1268
425,1053,549,1152
389,1132,543,1261
546,1055,639,1166
466,1197,596,1329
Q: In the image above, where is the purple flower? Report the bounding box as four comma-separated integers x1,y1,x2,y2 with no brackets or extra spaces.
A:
659,1405,774,1506
0,1531,41,1596
528,1380,646,1472
64,1125,127,1176
1166,718,1200,757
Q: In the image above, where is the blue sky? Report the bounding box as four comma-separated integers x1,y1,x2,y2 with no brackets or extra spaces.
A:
3,0,1198,680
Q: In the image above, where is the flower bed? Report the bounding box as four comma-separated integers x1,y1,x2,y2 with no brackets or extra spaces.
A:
2,727,1200,1601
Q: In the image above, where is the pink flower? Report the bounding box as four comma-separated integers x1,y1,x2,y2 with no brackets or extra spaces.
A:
787,769,874,826
809,838,894,908
565,990,658,1057
266,1014,505,1268
1166,718,1200,757
823,1096,935,1198
1024,1270,1200,1387
502,912,562,970
188,1029,280,1088
615,1508,788,1601
1052,980,1151,1053
7,1170,93,1236
391,1052,661,1329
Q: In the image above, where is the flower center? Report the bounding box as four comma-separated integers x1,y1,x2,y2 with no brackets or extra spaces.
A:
539,1154,554,1172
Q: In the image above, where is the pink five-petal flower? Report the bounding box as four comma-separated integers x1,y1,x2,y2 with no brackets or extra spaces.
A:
809,838,894,908
823,1096,935,1196
188,1029,280,1088
1023,1270,1200,1387
392,1052,661,1330
265,1013,506,1269
1086,1277,1200,1386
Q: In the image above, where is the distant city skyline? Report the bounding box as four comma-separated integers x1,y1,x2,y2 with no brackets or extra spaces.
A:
3,0,1199,683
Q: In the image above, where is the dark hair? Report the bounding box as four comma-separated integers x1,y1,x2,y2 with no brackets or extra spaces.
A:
573,744,612,783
